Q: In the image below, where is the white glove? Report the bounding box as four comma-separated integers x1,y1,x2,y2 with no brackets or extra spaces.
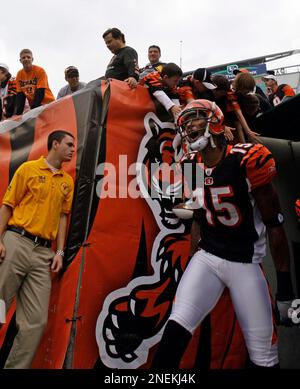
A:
276,300,295,326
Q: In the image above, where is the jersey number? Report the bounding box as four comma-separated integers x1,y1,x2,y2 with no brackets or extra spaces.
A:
203,186,241,227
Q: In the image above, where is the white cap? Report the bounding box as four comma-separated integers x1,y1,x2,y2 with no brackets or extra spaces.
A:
0,63,9,72
262,74,276,81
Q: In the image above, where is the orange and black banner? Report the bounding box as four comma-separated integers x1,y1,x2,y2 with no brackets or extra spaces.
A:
0,79,249,369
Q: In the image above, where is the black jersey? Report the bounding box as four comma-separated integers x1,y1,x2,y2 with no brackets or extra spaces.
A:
268,84,295,107
139,62,166,80
184,143,277,263
177,75,214,104
105,46,139,81
139,71,179,100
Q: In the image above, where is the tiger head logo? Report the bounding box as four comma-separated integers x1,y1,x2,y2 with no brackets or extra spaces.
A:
136,113,185,230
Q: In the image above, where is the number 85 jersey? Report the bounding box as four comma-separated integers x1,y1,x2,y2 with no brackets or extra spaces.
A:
190,143,277,263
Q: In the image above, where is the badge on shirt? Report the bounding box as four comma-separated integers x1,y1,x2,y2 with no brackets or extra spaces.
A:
204,177,214,186
60,182,70,195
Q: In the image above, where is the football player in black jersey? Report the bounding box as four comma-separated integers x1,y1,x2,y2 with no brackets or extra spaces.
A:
152,99,295,369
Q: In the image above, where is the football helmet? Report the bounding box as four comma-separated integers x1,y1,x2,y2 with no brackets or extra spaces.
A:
177,99,224,154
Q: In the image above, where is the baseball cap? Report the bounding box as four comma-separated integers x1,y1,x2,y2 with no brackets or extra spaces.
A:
262,74,276,81
212,74,230,91
192,68,216,89
65,66,79,78
0,63,9,72
233,68,249,75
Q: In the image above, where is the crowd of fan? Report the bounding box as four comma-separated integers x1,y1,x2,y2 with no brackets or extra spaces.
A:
0,27,297,144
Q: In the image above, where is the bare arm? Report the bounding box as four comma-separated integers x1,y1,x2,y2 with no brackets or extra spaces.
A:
0,205,12,239
234,108,260,143
56,213,68,252
252,183,294,302
51,213,68,272
0,205,12,261
267,225,291,272
252,183,290,272
233,120,246,143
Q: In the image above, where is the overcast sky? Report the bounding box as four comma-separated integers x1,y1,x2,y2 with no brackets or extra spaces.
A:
1,0,300,96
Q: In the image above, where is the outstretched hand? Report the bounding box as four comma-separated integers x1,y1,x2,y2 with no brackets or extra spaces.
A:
224,126,235,142
170,105,182,120
247,130,261,144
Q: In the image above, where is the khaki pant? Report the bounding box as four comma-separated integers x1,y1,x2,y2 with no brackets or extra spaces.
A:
0,231,54,368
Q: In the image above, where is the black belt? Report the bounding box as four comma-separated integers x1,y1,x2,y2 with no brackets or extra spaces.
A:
7,226,52,248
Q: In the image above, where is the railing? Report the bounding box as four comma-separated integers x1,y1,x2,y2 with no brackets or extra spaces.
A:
270,64,300,75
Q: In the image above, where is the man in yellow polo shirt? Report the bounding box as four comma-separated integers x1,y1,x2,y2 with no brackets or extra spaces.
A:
0,130,75,368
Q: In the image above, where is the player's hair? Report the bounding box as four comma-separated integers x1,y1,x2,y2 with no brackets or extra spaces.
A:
212,74,230,91
47,130,74,151
234,73,256,95
102,28,125,43
161,63,183,78
19,48,33,57
148,45,161,54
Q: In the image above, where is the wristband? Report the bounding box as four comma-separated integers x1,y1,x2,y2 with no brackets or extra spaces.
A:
264,213,284,228
276,271,294,301
56,249,64,257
